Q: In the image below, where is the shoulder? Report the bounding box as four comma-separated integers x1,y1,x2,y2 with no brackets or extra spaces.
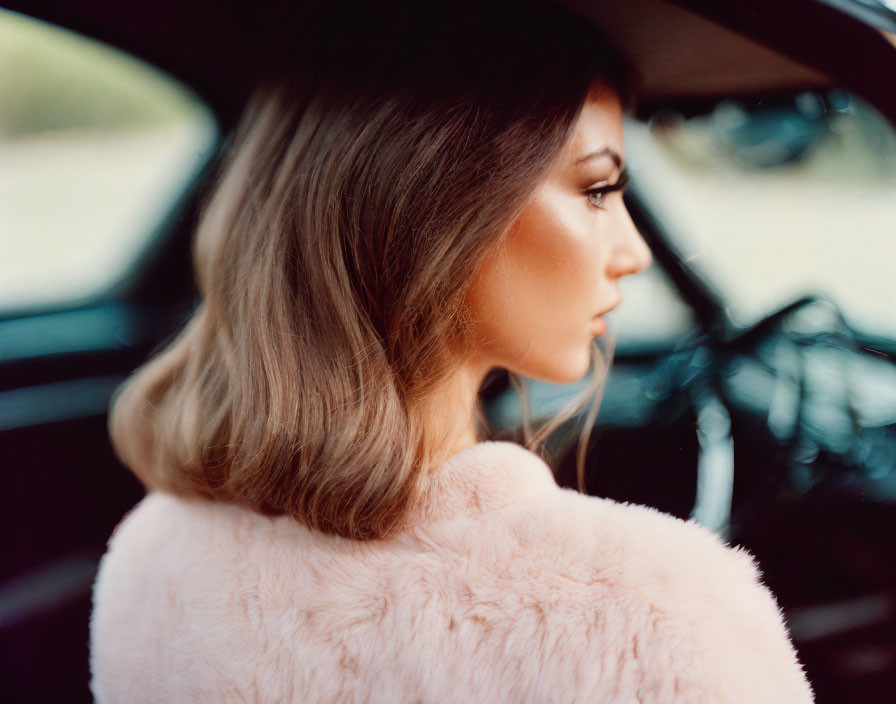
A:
494,488,814,702
90,493,326,702
93,492,327,610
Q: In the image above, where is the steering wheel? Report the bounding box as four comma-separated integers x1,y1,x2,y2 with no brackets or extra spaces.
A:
653,293,884,540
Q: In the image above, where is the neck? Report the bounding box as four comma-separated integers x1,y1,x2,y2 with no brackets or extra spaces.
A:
421,357,494,465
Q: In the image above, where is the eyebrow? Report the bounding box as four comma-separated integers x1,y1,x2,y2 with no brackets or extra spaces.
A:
573,147,623,168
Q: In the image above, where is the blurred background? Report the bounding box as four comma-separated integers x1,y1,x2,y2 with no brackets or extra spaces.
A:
1,2,895,702
0,9,217,313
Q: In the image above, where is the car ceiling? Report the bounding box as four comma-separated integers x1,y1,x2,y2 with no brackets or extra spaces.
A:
3,0,896,127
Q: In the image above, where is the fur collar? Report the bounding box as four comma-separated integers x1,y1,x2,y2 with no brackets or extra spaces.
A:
416,440,558,524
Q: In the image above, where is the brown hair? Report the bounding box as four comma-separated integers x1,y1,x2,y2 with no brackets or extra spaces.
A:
109,0,632,540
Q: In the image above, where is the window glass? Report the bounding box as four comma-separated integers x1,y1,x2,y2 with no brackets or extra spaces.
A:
0,9,217,313
625,90,896,339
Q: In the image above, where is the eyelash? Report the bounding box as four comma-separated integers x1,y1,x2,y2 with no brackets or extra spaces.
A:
585,169,629,210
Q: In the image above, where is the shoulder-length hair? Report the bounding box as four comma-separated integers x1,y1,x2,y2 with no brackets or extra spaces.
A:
109,0,633,540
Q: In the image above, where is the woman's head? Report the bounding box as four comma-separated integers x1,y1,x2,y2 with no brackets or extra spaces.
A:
464,81,651,387
109,0,643,540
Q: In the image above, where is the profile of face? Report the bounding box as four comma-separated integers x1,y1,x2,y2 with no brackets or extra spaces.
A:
464,81,653,385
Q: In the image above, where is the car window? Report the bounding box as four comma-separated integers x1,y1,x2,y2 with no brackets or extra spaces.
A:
0,9,217,314
625,89,896,339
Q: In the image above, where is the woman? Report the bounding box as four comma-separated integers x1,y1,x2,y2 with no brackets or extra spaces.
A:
90,1,814,701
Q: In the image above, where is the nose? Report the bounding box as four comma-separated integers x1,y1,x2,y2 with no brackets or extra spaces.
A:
606,204,652,278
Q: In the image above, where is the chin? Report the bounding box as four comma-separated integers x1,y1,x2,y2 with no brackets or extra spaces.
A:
521,344,592,386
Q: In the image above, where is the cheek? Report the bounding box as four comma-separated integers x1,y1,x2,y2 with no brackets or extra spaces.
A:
466,194,605,382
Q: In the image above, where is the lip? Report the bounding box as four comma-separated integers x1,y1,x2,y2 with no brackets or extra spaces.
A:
590,299,621,336
593,297,622,319
590,315,608,336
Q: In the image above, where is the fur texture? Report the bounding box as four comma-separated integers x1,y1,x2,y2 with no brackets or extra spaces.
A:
90,440,813,702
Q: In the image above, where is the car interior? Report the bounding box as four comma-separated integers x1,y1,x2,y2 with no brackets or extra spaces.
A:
1,0,895,701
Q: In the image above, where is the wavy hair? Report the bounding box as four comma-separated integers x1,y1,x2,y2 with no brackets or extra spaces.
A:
109,0,632,540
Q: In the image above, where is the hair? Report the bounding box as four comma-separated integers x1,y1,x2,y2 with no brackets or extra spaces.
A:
109,0,634,540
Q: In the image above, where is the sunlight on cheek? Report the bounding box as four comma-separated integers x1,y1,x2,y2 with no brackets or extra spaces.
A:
480,302,595,385
505,210,598,316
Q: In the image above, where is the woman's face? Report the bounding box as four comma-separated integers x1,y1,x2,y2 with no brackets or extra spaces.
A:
465,82,652,384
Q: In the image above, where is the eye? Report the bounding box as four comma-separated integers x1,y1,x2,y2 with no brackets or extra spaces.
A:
585,169,629,210
586,189,609,209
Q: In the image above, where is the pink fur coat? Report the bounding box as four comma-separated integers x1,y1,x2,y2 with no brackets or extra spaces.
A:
90,440,813,702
